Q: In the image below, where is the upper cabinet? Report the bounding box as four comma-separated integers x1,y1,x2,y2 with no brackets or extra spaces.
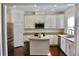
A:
39,15,45,23
56,14,65,28
50,15,56,28
24,16,30,28
24,14,65,29
45,15,51,28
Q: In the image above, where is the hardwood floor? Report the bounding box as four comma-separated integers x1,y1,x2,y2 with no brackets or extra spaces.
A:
49,46,65,56
8,46,66,56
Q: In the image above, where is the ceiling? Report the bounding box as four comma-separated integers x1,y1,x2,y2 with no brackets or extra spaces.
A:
6,3,75,15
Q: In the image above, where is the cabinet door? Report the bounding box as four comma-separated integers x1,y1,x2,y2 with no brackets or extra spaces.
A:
45,15,51,28
29,16,35,28
50,15,56,28
68,41,75,56
65,40,75,56
60,37,66,53
65,40,70,55
56,14,64,28
69,42,75,56
24,16,30,28
35,15,40,23
39,15,45,23
48,35,58,45
59,15,65,28
25,15,35,28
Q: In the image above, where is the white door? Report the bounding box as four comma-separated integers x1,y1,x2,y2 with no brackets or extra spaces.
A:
12,9,24,47
29,16,35,28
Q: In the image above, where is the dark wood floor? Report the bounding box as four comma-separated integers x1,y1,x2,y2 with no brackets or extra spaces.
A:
8,46,66,56
49,46,65,56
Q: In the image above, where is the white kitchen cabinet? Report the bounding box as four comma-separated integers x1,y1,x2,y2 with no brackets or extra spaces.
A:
25,15,36,28
65,40,75,56
24,14,65,28
60,36,75,56
45,15,51,28
50,15,56,28
35,15,40,23
50,35,58,45
29,16,35,28
30,38,49,55
65,40,70,55
45,35,58,45
39,15,45,23
59,15,65,28
69,41,75,56
56,14,65,28
60,37,66,53
24,16,30,28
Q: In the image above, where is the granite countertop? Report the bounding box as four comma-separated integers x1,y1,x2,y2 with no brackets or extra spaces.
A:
58,35,75,42
29,35,50,40
23,32,67,35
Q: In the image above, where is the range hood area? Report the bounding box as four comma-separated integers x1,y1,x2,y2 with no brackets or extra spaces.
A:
35,23,44,29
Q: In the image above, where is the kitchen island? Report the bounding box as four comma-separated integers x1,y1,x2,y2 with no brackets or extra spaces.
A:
29,37,49,55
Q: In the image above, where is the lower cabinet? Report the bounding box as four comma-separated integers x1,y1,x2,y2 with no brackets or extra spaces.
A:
42,35,58,45
60,36,75,56
60,37,66,53
65,40,75,56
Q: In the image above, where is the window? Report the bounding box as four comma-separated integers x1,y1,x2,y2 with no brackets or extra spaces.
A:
67,16,75,35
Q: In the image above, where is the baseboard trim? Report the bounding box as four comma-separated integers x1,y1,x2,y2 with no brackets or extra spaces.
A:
59,48,67,56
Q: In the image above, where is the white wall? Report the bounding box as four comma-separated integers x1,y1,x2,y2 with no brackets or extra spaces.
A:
12,9,24,47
